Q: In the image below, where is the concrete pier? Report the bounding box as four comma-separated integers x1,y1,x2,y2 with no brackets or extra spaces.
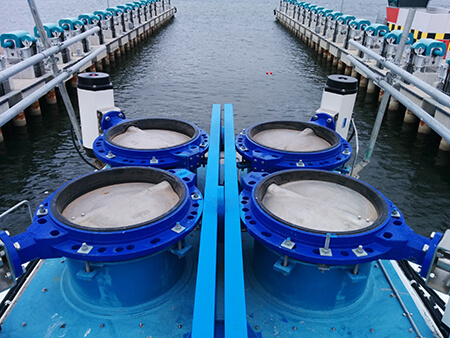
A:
0,6,176,133
274,9,450,150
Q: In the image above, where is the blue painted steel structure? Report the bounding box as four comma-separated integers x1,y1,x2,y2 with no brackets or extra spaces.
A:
0,167,202,274
236,119,351,172
0,236,201,337
223,104,248,337
0,105,446,337
241,234,437,337
191,104,221,337
93,111,209,170
239,170,441,268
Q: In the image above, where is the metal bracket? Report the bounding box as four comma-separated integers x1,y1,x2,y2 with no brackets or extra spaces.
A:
281,238,295,250
352,245,368,257
77,242,93,254
36,204,48,216
296,159,305,167
273,256,295,276
0,240,17,292
391,209,401,218
426,230,450,294
172,223,185,234
320,233,333,257
169,241,192,258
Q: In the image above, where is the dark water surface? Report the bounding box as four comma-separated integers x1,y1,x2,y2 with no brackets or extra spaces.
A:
0,0,449,237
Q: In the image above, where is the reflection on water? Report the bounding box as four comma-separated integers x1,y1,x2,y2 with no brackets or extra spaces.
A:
0,0,449,238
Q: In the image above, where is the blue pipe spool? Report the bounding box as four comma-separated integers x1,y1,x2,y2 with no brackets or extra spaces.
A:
239,170,440,311
0,167,203,334
235,120,352,172
93,114,209,170
2,167,202,306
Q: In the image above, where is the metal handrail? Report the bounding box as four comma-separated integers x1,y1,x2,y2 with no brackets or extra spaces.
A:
0,45,106,128
0,26,100,84
347,55,450,145
348,39,450,109
0,200,33,223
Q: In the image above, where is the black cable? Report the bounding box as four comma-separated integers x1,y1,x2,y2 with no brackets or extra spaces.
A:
399,260,446,310
70,126,98,169
398,260,449,337
347,118,355,142
0,259,40,318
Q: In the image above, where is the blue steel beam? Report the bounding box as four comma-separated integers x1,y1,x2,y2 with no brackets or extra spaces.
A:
224,104,248,337
191,104,221,337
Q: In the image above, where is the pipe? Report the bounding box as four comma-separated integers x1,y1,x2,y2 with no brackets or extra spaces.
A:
0,200,33,223
348,40,450,109
0,46,106,128
393,9,415,66
0,27,100,83
347,55,450,145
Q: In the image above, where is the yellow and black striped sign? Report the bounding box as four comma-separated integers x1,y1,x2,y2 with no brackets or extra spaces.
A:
388,23,450,43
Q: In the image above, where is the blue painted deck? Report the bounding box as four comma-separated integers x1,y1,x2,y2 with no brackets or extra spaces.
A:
0,233,200,337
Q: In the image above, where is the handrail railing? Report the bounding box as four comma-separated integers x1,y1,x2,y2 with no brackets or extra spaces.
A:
348,39,450,109
0,46,106,128
347,54,450,145
0,200,33,223
0,26,100,84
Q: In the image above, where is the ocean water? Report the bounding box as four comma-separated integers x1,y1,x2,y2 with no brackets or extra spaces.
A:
0,0,449,238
